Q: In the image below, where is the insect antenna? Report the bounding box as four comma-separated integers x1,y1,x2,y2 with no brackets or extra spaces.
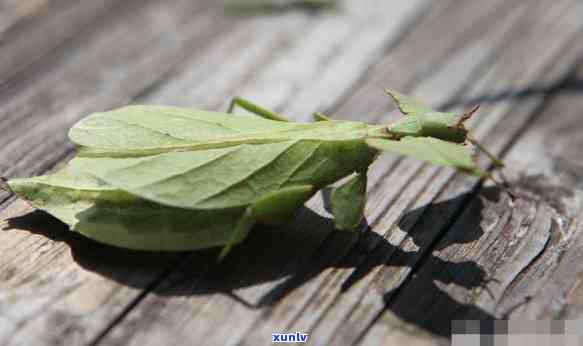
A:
467,136,504,169
465,127,516,200
458,105,480,126
459,105,504,167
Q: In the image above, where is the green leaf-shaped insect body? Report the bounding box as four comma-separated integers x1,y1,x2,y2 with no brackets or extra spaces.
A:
384,89,474,143
7,92,502,259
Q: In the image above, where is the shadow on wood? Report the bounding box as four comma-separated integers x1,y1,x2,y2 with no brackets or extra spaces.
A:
223,0,338,16
3,188,502,337
442,60,583,109
363,187,503,338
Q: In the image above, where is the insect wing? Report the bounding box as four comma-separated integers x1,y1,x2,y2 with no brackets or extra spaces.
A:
68,138,363,211
68,105,296,156
365,137,486,176
385,89,433,115
7,165,247,251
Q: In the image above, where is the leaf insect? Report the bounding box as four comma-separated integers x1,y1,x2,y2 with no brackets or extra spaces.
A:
6,90,505,259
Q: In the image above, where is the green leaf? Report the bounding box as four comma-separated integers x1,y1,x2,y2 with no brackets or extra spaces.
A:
7,166,249,251
385,89,433,115
69,105,375,157
9,105,381,252
68,139,375,210
69,105,291,156
330,171,367,231
365,137,486,176
64,106,378,210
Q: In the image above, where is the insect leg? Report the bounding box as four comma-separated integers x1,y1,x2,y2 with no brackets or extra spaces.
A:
227,97,291,122
217,185,314,261
312,112,333,122
218,207,256,261
467,136,505,169
467,137,515,200
330,170,367,231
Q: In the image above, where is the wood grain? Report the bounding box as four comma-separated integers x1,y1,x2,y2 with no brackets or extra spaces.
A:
1,0,582,345
0,0,222,208
1,0,427,344
99,1,583,346
0,1,297,344
0,0,122,85
358,1,583,344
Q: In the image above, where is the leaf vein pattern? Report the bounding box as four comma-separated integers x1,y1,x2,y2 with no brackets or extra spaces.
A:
428,140,465,167
278,141,322,189
196,141,300,205
155,108,243,133
108,147,243,190
74,127,127,148
98,117,193,143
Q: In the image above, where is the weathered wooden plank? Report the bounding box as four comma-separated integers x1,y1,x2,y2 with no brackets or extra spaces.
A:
242,0,530,344
255,0,570,343
483,62,583,321
355,2,583,345
140,10,311,109
0,0,57,37
85,1,433,346
0,201,185,346
361,59,583,343
225,1,433,121
0,0,218,161
1,1,581,346
0,1,398,345
0,0,222,208
0,0,122,85
0,1,312,344
89,1,583,345
202,1,574,343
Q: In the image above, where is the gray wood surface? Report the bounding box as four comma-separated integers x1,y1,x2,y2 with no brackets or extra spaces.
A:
1,1,582,345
